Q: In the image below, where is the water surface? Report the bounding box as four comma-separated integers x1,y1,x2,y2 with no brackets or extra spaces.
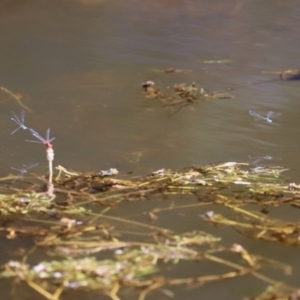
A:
0,1,300,299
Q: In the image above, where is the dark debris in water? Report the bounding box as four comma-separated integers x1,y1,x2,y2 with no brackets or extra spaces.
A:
142,81,234,114
280,70,300,81
150,68,192,74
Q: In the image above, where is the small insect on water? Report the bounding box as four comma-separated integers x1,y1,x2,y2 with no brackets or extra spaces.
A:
10,163,38,183
248,155,281,165
10,110,27,135
248,110,281,123
26,128,55,163
26,128,55,148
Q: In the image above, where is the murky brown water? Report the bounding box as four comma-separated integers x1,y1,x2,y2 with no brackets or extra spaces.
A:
0,0,300,299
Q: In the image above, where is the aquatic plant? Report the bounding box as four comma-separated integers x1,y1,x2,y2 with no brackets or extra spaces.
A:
0,159,299,299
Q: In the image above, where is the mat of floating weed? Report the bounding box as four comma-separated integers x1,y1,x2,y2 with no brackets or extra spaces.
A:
0,162,299,300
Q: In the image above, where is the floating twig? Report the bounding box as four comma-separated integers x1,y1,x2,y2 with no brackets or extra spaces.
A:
0,86,33,113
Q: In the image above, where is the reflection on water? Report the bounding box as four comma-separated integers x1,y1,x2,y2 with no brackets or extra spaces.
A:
0,0,300,299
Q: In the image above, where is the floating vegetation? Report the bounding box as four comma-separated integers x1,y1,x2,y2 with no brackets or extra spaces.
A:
200,59,234,64
0,161,300,299
0,86,33,113
246,283,300,300
150,68,192,74
142,81,233,114
0,191,55,216
203,205,300,245
2,241,292,300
